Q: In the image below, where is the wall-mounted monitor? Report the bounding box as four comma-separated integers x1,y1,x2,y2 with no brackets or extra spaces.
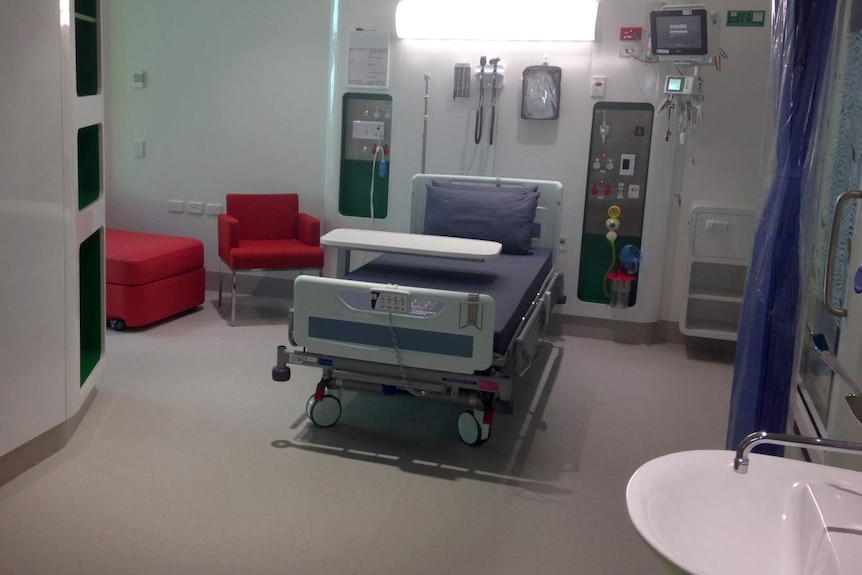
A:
650,8,708,58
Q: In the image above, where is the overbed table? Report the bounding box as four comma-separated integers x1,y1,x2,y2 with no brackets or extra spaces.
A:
321,228,501,277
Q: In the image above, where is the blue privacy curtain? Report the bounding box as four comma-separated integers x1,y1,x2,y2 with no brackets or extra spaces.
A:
726,0,838,450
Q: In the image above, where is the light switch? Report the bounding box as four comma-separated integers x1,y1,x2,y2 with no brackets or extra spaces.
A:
134,140,146,158
132,70,145,89
591,76,607,98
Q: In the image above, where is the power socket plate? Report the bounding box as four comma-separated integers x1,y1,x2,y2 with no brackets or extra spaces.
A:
371,288,411,314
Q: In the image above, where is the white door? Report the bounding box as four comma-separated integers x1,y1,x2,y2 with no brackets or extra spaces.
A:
793,3,862,470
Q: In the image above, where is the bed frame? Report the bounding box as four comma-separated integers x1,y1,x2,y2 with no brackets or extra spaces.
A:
272,174,566,444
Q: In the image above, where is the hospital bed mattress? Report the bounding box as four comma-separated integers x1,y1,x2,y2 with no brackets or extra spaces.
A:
345,248,553,356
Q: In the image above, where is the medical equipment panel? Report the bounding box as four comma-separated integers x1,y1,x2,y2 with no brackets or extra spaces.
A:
339,93,393,218
664,75,698,95
578,102,654,306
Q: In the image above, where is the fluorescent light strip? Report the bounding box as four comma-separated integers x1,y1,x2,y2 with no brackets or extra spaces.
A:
395,0,599,42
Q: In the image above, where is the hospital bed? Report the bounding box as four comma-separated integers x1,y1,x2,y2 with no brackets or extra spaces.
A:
272,174,566,444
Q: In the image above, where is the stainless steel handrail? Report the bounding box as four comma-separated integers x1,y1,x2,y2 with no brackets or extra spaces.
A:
825,190,862,318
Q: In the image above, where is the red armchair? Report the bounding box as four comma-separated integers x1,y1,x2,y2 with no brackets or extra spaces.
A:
218,193,324,325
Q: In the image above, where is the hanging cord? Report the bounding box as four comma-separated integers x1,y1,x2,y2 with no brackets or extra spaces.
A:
421,72,430,173
714,48,729,71
602,236,618,299
474,56,486,144
369,132,383,230
388,312,427,397
678,101,690,145
489,57,501,145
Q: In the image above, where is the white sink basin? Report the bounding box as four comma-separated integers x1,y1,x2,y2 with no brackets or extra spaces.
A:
626,450,862,575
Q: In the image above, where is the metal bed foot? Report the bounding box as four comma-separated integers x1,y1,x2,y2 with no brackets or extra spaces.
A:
272,345,292,382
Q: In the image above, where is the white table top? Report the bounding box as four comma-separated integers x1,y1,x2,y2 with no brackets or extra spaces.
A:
320,228,501,259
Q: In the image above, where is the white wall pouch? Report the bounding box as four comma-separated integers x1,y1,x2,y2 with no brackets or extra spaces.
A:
521,63,562,120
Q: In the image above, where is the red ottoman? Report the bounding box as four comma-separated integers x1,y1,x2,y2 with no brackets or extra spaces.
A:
106,229,205,329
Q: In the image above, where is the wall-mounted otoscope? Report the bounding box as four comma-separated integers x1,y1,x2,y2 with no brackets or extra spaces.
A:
472,57,504,146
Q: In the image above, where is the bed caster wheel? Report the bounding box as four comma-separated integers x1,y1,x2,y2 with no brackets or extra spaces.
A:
457,410,491,446
306,394,342,428
108,318,126,331
272,366,291,382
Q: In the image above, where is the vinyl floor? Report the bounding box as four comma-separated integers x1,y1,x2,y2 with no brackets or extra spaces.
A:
0,293,733,574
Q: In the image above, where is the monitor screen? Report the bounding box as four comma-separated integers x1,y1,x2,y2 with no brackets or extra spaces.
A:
650,9,708,56
666,77,683,92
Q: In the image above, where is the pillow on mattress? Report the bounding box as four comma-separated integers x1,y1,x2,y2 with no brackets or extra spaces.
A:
423,184,539,255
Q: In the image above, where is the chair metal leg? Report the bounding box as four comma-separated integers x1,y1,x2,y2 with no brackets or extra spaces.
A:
231,271,237,326
218,260,224,307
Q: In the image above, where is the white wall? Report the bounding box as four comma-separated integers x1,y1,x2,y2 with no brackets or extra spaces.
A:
658,8,773,321
105,0,334,272
105,0,772,324
328,0,772,323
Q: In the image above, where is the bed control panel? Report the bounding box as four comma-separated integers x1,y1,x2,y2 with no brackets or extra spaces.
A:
371,287,411,314
340,289,446,317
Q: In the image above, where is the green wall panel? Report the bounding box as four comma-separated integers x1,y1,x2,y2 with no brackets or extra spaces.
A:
79,229,103,386
75,0,99,97
77,124,101,210
577,233,641,305
339,93,391,218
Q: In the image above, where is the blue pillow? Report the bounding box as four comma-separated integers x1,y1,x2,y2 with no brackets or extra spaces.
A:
423,184,539,254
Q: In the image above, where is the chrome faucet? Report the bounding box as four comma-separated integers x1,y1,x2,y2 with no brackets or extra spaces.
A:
734,431,862,474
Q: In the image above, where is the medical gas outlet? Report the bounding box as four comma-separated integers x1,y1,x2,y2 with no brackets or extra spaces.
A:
606,205,621,233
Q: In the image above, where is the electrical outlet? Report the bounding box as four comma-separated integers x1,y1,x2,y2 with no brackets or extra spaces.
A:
205,203,223,215
619,45,636,57
168,200,184,213
187,201,203,214
134,140,146,158
371,288,411,314
352,120,385,141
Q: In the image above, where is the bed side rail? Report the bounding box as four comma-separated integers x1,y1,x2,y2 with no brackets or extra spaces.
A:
512,271,565,376
292,275,496,374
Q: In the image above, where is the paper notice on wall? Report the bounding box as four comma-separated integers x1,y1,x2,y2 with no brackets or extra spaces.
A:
347,31,390,89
